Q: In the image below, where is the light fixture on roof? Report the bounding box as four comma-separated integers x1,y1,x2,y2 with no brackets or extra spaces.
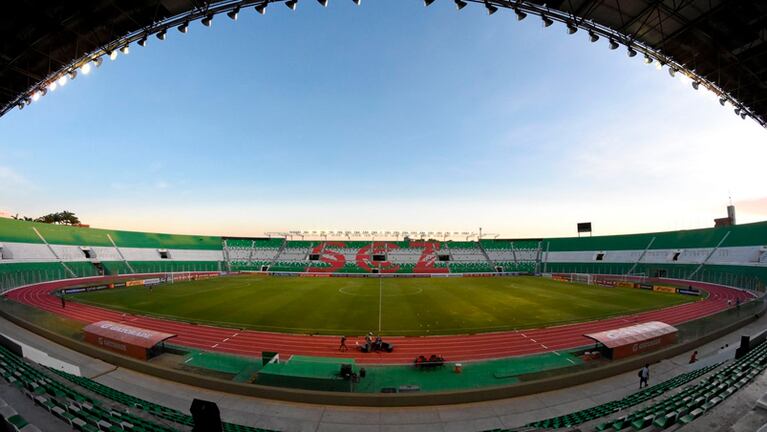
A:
81,62,92,75
741,111,747,119
734,107,741,116
57,75,68,87
94,56,103,68
608,39,619,50
157,29,167,40
627,47,637,57
227,6,240,20
109,50,118,60
455,0,467,10
286,0,298,10
719,97,727,106
138,37,148,47
255,2,268,14
566,22,577,34
643,54,652,64
668,67,677,77
541,14,553,27
17,101,24,110
588,31,598,42
178,21,189,33
655,61,664,70
201,14,213,27
68,70,77,80
352,0,361,4
31,91,42,102
424,0,436,5
485,1,497,15
317,0,328,6
47,81,57,92
120,45,129,55
514,8,526,20
691,81,700,90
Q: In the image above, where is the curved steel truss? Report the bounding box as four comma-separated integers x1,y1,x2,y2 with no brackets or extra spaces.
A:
2,0,766,127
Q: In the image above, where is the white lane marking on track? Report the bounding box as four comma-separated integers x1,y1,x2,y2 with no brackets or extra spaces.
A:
211,343,219,348
223,338,230,342
540,344,548,349
566,358,576,364
530,338,537,343
521,333,526,337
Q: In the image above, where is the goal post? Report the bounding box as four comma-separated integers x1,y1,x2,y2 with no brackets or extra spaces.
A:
569,273,593,285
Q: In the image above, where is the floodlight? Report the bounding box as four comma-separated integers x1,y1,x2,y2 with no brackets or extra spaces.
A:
109,50,118,60
178,21,189,33
286,0,298,10
424,0,436,5
588,31,598,42
741,112,747,119
57,75,68,86
734,108,741,116
514,8,526,20
255,3,267,14
81,62,92,75
120,45,129,54
201,15,213,27
691,81,699,90
566,23,577,34
627,47,637,57
17,101,24,110
138,37,148,47
47,81,57,92
455,0,467,10
608,39,618,50
68,70,77,80
31,91,42,102
352,0,361,4
227,6,240,20
157,29,167,40
643,54,652,64
668,67,676,77
542,15,553,27
719,97,727,106
485,2,497,15
318,0,328,6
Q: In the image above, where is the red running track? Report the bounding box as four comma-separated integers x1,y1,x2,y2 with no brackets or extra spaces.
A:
3,275,756,364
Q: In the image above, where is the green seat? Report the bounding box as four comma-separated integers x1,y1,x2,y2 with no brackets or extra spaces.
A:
680,408,704,424
653,411,677,429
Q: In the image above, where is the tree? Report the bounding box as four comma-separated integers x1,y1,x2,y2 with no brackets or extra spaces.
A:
35,211,81,225
11,211,82,225
11,214,34,222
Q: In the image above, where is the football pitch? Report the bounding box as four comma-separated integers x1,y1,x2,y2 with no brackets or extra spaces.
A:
70,274,697,336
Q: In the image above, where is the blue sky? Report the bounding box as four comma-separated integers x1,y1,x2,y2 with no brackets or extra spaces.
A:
1,1,766,238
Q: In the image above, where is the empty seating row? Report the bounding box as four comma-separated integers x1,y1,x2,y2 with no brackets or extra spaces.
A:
595,339,767,431
525,362,721,429
0,345,277,432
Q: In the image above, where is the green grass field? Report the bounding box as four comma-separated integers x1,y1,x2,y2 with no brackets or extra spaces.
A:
70,274,697,336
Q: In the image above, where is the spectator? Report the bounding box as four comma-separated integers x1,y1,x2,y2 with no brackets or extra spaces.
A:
638,363,650,388
689,350,698,364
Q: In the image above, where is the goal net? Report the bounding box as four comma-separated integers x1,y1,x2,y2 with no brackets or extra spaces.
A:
569,273,593,285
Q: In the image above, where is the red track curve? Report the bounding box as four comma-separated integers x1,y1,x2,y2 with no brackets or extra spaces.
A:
3,274,756,364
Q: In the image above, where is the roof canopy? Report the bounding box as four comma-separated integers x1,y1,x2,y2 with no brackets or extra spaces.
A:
83,320,175,349
584,321,677,349
2,1,767,127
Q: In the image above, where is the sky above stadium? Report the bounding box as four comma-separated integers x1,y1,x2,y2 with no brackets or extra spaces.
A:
1,1,766,239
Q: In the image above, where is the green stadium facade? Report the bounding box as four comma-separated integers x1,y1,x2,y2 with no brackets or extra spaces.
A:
1,217,766,291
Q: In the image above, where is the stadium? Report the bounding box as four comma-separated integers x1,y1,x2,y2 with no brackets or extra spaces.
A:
2,1,767,432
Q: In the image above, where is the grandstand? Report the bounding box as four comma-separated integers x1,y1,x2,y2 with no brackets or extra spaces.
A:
2,217,766,291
